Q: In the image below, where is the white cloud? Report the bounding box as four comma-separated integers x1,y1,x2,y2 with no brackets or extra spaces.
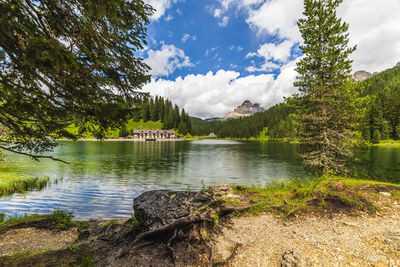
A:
144,0,400,118
220,0,400,72
164,14,173,22
246,61,279,73
143,60,299,118
182,33,197,43
246,0,303,42
214,0,264,15
144,0,183,21
259,41,293,62
214,8,223,18
245,41,293,72
205,46,219,56
337,0,400,72
218,16,229,27
230,45,244,52
144,44,193,77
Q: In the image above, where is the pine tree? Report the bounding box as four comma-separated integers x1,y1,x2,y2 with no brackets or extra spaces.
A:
141,100,150,122
150,98,158,121
0,0,153,156
173,105,180,129
292,0,361,175
159,98,165,123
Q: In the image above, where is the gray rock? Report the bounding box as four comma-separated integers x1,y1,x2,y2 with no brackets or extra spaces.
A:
223,100,265,120
281,250,308,267
133,190,213,231
354,70,372,82
209,184,234,197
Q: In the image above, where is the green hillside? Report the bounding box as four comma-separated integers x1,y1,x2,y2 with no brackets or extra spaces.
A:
67,119,163,139
361,65,400,142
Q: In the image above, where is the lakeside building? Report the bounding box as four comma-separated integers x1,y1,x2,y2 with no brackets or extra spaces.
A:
133,130,176,140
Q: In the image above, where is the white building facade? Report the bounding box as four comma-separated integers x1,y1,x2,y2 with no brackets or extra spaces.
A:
133,130,176,140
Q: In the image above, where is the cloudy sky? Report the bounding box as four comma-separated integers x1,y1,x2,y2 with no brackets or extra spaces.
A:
141,0,400,118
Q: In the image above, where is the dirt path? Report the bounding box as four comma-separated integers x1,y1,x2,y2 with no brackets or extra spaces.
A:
0,227,78,257
213,192,400,266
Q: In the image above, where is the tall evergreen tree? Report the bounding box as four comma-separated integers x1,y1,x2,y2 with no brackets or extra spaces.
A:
0,0,153,158
292,0,360,175
141,101,150,122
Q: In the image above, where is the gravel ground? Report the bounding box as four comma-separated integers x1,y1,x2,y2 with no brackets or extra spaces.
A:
213,192,400,266
0,227,78,257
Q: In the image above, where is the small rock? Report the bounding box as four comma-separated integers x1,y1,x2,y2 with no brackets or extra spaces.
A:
209,184,234,197
281,250,308,267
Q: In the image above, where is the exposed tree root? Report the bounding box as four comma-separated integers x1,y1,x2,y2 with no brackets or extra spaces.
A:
131,204,256,247
213,242,242,267
167,229,179,266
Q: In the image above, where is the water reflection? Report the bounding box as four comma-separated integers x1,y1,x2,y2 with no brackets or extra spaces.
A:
1,140,398,219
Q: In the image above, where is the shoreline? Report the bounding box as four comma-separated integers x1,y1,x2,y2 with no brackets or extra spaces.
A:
1,176,400,266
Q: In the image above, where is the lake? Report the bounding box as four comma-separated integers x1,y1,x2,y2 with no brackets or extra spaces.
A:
0,140,399,220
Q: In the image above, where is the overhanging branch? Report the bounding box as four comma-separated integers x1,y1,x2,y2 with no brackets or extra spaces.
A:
0,145,70,164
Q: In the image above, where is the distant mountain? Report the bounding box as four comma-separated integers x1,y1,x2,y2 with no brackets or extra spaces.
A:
353,61,400,82
354,70,373,82
223,100,265,120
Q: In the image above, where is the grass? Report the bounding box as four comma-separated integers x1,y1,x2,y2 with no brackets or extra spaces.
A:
66,119,163,139
372,139,400,147
228,175,400,217
0,210,89,232
129,215,147,234
0,171,50,197
0,250,97,267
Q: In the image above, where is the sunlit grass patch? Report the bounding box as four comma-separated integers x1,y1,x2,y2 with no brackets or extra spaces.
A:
0,210,88,233
0,171,50,197
229,176,400,217
372,139,400,147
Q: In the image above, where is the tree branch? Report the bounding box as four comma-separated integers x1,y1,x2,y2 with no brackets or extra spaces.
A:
0,145,70,164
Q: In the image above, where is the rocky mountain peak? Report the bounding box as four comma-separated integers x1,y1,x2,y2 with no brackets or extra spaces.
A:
354,70,372,82
223,100,265,120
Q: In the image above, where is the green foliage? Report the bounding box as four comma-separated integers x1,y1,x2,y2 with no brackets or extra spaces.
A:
0,0,154,156
129,215,146,233
193,103,295,139
79,255,97,267
118,125,129,138
0,210,88,231
292,0,362,175
133,96,192,135
0,172,50,196
361,65,400,142
232,176,398,216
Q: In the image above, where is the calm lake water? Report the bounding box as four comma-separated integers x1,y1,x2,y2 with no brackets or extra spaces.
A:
0,140,399,220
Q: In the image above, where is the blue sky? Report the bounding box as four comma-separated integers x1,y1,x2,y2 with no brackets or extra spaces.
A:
145,0,294,79
141,0,400,118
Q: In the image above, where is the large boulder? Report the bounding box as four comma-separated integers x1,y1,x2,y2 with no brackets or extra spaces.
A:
133,190,214,231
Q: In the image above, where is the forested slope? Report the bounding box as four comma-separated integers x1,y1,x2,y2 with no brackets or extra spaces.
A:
361,65,400,142
192,64,400,141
